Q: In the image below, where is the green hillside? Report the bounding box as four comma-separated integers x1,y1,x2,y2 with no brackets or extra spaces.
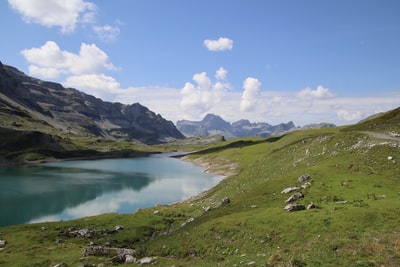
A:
0,108,399,266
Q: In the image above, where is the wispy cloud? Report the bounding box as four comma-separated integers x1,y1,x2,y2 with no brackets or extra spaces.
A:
8,0,96,33
203,37,233,51
93,24,120,42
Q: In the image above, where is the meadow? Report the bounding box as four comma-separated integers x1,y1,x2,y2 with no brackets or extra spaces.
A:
0,108,399,266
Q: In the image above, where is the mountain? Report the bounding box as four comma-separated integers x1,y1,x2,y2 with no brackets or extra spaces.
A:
0,61,185,145
176,114,296,139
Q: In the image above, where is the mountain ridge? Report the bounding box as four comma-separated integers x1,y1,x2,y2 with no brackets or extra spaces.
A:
177,114,297,139
0,61,185,145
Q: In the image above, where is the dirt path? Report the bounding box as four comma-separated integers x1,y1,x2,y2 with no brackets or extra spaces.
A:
361,131,400,141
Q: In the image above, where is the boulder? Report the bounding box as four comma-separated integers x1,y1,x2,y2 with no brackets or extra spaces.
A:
307,203,317,210
221,197,230,205
284,203,305,212
285,192,304,203
301,182,312,189
138,257,154,264
281,187,301,194
297,174,310,183
125,255,136,263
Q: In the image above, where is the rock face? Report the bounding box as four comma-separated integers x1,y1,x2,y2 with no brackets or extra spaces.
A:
0,61,185,144
177,114,295,139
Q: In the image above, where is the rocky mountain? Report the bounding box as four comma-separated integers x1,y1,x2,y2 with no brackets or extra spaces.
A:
176,114,296,139
0,61,185,144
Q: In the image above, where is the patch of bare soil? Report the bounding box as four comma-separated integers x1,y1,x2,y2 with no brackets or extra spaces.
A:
181,155,239,178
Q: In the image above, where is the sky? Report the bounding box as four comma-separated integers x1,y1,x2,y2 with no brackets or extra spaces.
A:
1,0,400,126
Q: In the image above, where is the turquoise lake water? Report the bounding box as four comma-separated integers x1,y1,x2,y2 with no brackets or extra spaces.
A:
0,155,221,227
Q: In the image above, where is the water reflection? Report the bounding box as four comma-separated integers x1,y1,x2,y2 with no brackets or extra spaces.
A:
0,156,221,226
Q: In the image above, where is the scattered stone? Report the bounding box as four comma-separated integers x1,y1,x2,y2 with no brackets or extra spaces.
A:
301,181,312,189
125,255,136,263
250,205,258,208
0,240,6,247
52,263,67,267
284,203,305,212
153,210,160,215
247,261,256,266
221,197,230,205
138,257,154,264
388,156,394,161
335,200,348,204
82,246,135,258
281,187,301,194
115,225,124,231
297,174,310,183
285,192,304,203
307,203,317,210
203,206,211,212
41,226,46,231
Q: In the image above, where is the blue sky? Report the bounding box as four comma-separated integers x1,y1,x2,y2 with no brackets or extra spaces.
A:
1,0,399,126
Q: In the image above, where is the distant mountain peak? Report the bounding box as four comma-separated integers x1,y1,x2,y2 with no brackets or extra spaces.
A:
177,114,296,139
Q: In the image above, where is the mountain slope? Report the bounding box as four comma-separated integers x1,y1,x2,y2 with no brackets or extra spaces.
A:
0,61,184,145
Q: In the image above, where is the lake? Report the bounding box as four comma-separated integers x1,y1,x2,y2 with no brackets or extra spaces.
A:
0,155,222,227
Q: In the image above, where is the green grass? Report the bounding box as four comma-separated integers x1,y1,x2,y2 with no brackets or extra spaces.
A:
1,109,400,266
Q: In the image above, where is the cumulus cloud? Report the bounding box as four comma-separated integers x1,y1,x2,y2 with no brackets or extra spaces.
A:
240,77,261,112
8,0,96,33
298,85,334,99
180,69,230,116
21,41,117,78
93,24,120,42
20,41,120,99
203,37,233,51
64,74,120,98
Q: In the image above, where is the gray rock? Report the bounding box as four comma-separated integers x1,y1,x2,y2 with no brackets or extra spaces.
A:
285,192,304,203
221,197,230,205
284,203,305,212
281,187,301,194
307,203,317,210
115,225,124,231
0,240,6,247
301,182,312,189
125,255,136,263
139,257,154,264
297,174,310,183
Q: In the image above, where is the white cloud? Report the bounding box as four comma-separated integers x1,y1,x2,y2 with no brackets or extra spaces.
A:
298,85,334,99
93,24,120,42
21,41,117,77
336,109,363,122
8,0,96,33
240,77,261,112
203,37,233,51
180,69,230,116
28,65,61,79
20,41,120,99
215,66,228,80
64,74,121,99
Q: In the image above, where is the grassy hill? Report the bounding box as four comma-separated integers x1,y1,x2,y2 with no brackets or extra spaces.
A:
0,107,399,266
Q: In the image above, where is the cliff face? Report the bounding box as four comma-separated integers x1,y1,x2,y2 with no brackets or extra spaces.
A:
0,61,184,144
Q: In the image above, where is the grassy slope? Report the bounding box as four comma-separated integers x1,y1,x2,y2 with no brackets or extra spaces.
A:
0,110,399,266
